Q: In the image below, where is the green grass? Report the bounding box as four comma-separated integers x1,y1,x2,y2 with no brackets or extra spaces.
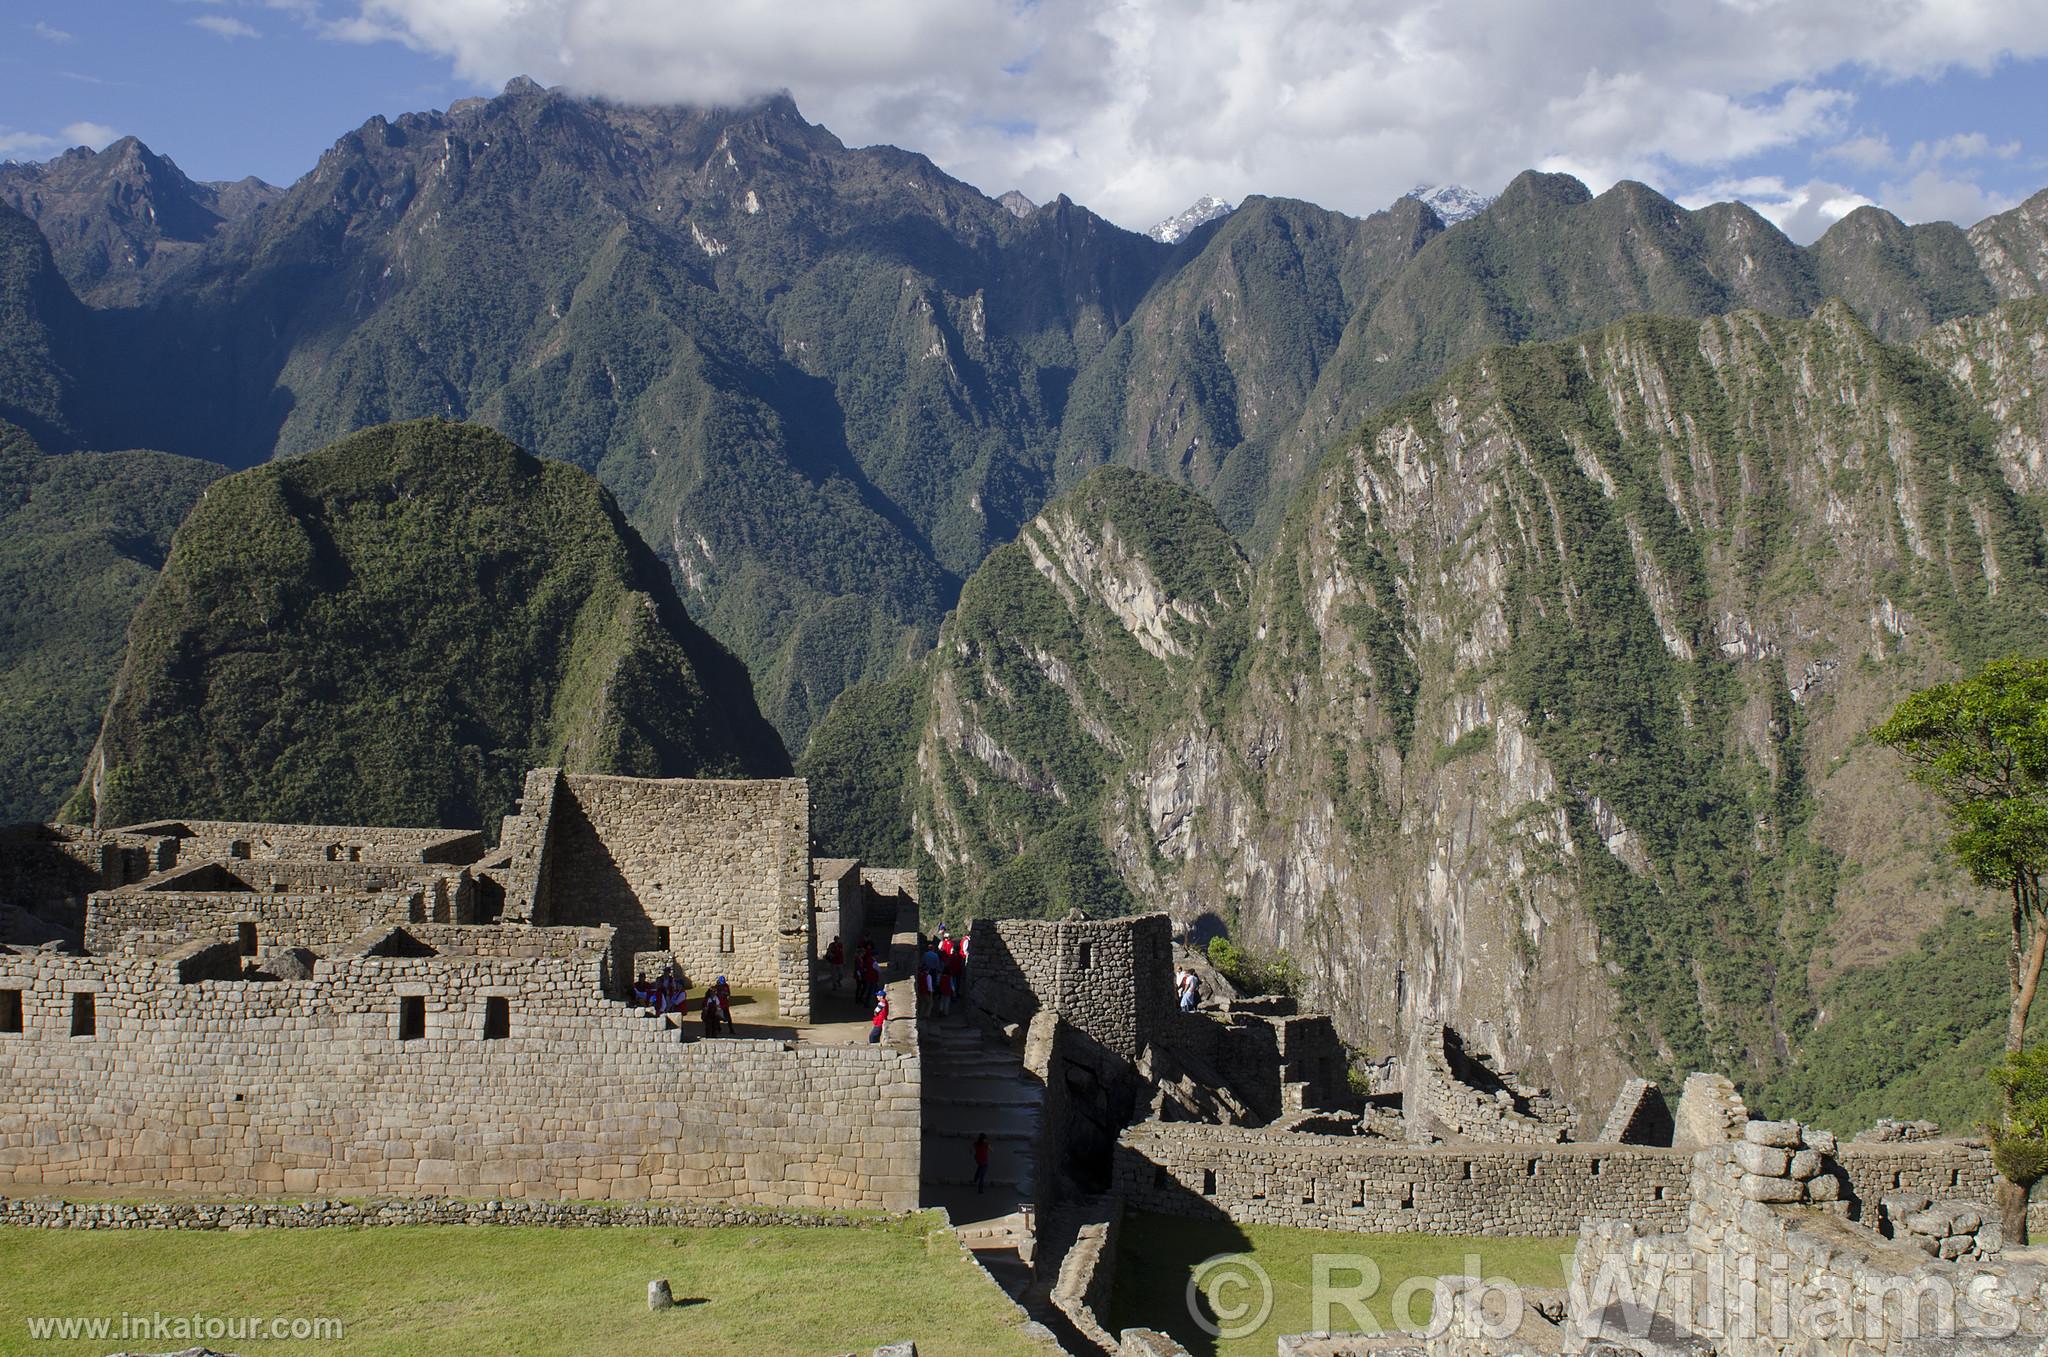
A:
1106,1212,1573,1357
0,1219,1053,1357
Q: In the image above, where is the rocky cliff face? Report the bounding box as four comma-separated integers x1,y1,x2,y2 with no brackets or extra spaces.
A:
913,300,2048,1124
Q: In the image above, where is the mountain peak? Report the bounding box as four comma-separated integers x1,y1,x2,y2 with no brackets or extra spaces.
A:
997,189,1037,219
1405,183,1495,224
1148,194,1233,243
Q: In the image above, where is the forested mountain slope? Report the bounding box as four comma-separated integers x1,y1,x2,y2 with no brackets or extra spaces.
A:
79,419,786,832
0,421,223,822
886,300,2048,1130
5,84,2045,754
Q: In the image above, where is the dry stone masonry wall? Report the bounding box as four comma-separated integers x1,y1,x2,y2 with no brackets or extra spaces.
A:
0,932,917,1208
1113,1121,1693,1236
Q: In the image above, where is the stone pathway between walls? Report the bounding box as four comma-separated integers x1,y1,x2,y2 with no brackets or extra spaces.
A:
918,1005,1082,1346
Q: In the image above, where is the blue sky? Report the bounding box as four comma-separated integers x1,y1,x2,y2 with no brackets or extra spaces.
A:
2,1,2044,242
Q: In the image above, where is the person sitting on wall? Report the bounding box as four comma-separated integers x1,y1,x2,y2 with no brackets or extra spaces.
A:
868,988,890,1043
825,935,845,993
632,976,656,1010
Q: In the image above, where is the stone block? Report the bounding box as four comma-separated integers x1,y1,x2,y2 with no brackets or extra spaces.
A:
1742,1119,1802,1148
1735,1142,1791,1176
1787,1149,1822,1180
649,1279,673,1310
1740,1173,1805,1203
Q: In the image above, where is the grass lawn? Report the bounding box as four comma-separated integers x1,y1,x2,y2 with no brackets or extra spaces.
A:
0,1216,1054,1357
1107,1211,1574,1357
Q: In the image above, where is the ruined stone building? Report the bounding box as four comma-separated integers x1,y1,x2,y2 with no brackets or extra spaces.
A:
0,772,920,1209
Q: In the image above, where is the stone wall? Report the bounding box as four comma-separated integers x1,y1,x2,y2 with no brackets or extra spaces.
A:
116,820,484,867
82,878,474,956
1568,1139,2048,1357
1402,1024,1574,1144
1112,1121,1692,1236
1672,1071,1750,1146
0,940,916,1209
1596,1077,1674,1146
530,773,813,1019
971,914,1174,1062
0,1196,919,1231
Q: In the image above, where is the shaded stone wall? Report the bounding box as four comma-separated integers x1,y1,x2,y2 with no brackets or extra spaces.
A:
1113,1121,1693,1236
532,774,812,1017
0,943,916,1209
970,913,1174,1061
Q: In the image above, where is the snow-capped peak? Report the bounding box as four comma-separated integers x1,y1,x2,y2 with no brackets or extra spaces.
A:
1406,184,1494,224
1148,195,1234,243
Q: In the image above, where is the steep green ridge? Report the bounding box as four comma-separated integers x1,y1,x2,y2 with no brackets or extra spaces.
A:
797,666,926,865
5,89,2044,757
909,466,1249,920
899,300,2048,1124
81,419,786,831
0,421,223,822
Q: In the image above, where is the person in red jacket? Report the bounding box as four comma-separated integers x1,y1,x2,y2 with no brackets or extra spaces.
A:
868,989,890,1044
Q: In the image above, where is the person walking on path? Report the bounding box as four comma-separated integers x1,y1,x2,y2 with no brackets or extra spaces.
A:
972,1133,990,1195
869,988,891,1044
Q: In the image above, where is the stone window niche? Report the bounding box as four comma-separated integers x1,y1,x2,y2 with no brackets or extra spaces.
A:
1201,1168,1216,1196
1078,942,1094,971
70,992,96,1037
654,926,671,952
237,922,258,956
483,996,510,1040
0,988,22,1034
398,995,427,1042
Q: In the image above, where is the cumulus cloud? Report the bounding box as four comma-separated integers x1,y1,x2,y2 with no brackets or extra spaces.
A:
192,14,262,40
336,0,2047,234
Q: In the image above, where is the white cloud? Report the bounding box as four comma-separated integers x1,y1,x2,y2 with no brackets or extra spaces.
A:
336,0,2048,232
0,129,58,159
29,20,72,42
191,14,262,40
1680,175,1876,242
60,122,121,150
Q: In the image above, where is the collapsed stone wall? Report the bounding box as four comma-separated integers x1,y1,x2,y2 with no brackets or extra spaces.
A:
1403,1024,1575,1143
0,941,916,1209
1112,1121,1692,1236
114,820,484,867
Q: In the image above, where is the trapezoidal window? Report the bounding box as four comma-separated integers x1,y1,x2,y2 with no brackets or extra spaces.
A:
237,922,258,956
1078,942,1094,971
0,988,22,1034
719,924,735,954
398,995,426,1042
483,996,510,1040
654,927,671,952
70,991,95,1037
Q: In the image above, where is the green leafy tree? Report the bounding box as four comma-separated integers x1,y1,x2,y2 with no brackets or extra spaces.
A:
1876,658,2048,1055
1878,657,2048,1241
1990,1047,2048,1242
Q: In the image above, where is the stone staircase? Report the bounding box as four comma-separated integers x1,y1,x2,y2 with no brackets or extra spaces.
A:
919,1008,1051,1318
